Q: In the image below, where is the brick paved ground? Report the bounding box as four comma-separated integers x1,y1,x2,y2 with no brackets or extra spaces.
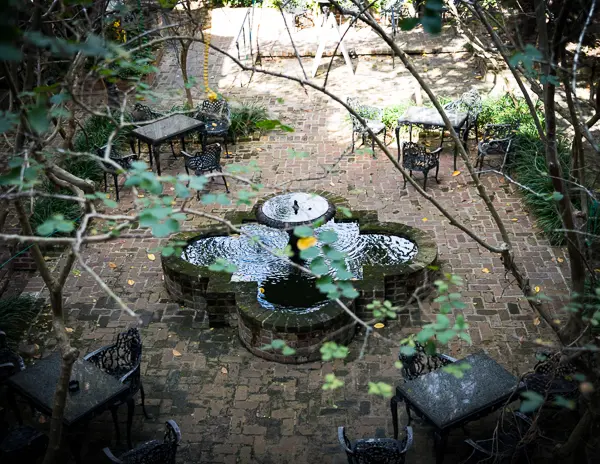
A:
13,9,572,464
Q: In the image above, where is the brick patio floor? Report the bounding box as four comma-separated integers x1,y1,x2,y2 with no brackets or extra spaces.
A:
14,9,572,464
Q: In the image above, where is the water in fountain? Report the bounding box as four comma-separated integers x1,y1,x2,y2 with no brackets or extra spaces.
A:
182,221,417,313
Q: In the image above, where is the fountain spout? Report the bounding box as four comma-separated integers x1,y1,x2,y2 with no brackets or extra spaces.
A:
292,200,300,215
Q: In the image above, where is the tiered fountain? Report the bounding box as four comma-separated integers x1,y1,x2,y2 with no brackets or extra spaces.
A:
162,192,437,363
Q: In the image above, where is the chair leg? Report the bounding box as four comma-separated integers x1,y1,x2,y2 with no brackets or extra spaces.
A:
351,131,355,153
219,168,230,193
103,172,108,192
113,174,119,202
223,137,230,159
435,163,440,183
140,382,151,419
423,170,429,191
371,134,375,157
126,397,135,449
110,407,121,445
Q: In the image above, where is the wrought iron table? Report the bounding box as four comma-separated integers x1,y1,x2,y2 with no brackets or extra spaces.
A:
6,353,129,463
390,352,524,464
396,106,469,170
130,114,205,176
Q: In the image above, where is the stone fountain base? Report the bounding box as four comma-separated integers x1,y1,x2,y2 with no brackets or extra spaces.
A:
161,192,438,363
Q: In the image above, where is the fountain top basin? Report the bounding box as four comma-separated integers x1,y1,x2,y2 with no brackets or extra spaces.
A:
256,192,336,229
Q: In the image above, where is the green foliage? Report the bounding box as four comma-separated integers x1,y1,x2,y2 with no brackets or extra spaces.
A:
520,390,544,413
322,373,344,391
382,102,410,129
30,190,82,236
229,102,269,138
74,115,132,157
208,258,238,273
0,295,41,348
260,339,297,356
320,341,349,361
480,95,577,245
367,300,398,320
368,381,394,398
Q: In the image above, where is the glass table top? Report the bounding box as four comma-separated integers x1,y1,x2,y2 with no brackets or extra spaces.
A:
131,114,205,144
398,107,468,128
7,353,128,426
398,352,522,429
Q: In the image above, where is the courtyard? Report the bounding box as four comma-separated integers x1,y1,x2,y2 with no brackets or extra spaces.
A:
1,2,595,464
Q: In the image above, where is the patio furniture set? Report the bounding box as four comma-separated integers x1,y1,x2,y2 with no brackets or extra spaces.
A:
0,326,581,463
339,341,580,464
0,328,180,464
95,100,232,201
348,89,519,191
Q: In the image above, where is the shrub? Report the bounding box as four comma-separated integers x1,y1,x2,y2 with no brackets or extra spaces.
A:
30,185,83,235
0,295,41,348
229,101,269,138
74,114,132,155
382,102,410,129
480,94,573,244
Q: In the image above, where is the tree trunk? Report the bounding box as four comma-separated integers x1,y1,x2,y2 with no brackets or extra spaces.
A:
42,290,78,464
180,41,194,108
535,0,587,341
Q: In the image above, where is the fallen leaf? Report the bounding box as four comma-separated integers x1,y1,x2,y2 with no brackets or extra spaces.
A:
221,366,228,374
534,286,540,293
557,257,564,263
595,269,600,273
511,218,518,222
127,279,135,286
482,268,490,273
452,170,461,177
147,253,156,261
137,194,145,198
258,287,265,294
108,262,117,269
422,217,428,222
297,236,317,250
172,349,182,357
553,319,562,325
374,323,385,329
533,317,540,326
65,327,74,333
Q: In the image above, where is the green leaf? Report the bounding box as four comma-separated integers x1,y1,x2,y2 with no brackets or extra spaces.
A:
553,395,576,410
310,257,330,276
323,246,345,261
322,373,344,391
399,17,420,31
294,225,314,238
0,112,18,134
175,182,190,198
300,246,320,260
551,191,564,201
276,97,285,104
161,246,175,257
271,339,285,349
28,100,50,134
520,391,544,414
415,327,436,344
36,215,75,236
151,218,180,237
282,345,296,356
319,229,338,244
0,44,23,61
368,382,394,398
320,342,349,361
338,206,352,218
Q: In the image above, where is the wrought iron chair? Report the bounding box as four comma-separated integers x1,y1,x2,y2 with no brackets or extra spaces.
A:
381,0,409,37
443,89,483,143
0,330,24,384
400,141,442,191
282,0,314,29
399,340,457,382
475,123,517,177
103,420,181,464
338,425,413,464
347,97,387,156
391,341,457,436
194,99,232,158
522,351,579,408
96,146,138,202
0,420,48,464
182,144,230,197
84,328,149,448
463,411,534,463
